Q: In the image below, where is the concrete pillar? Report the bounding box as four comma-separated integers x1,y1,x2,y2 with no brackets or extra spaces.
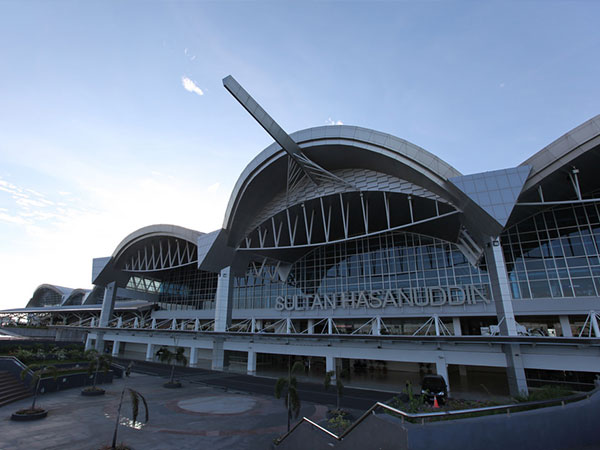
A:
151,318,156,329
133,318,139,328
189,347,198,367
328,318,333,334
171,318,177,330
212,338,227,371
452,317,462,336
247,351,257,375
485,240,518,336
98,282,117,328
559,315,572,337
504,344,529,396
591,312,600,337
251,318,256,333
90,317,95,327
84,334,93,351
145,343,154,361
372,316,381,336
180,321,186,331
433,315,441,336
194,318,200,331
307,319,314,334
256,319,263,332
485,239,528,397
326,356,335,378
286,318,292,334
435,356,450,397
214,267,234,332
112,341,120,357
117,317,123,328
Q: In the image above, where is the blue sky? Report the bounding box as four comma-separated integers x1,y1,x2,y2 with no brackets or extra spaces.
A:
0,1,599,309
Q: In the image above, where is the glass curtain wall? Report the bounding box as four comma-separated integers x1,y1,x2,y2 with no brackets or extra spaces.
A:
233,231,490,309
502,202,600,299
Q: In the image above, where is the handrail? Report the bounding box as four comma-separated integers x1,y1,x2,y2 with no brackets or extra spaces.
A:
275,386,598,446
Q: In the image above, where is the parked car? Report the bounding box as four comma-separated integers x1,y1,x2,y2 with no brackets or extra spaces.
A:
421,374,447,404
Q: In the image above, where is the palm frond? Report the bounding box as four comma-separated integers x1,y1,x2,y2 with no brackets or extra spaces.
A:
288,386,301,418
274,377,287,398
291,361,304,375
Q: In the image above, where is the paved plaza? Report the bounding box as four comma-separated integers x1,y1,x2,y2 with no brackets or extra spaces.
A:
0,372,330,450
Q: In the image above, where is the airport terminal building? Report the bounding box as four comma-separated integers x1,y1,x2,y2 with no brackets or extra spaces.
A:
3,78,600,397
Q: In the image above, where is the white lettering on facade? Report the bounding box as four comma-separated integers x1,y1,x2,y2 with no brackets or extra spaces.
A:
274,285,490,311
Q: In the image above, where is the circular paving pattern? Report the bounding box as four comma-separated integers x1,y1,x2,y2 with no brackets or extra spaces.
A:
177,395,257,414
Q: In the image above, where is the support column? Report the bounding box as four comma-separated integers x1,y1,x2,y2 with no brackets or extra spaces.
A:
112,341,120,357
504,344,529,396
214,267,234,332
452,317,462,336
327,318,333,334
256,319,263,332
591,312,600,337
372,316,381,336
326,356,335,378
98,282,117,328
485,239,528,397
286,318,292,334
251,318,256,333
435,355,450,397
96,282,117,352
559,315,572,337
84,333,93,351
189,347,198,368
212,338,227,371
247,351,257,375
307,319,314,334
145,343,154,361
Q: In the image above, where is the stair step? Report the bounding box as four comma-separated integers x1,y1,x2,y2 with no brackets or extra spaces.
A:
0,392,31,408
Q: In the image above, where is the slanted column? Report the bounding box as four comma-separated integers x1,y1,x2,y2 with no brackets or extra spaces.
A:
189,347,198,367
145,343,154,361
98,282,117,328
96,282,118,352
214,267,234,332
112,341,120,357
436,355,450,397
84,333,93,351
452,317,462,336
559,315,572,337
485,238,528,397
247,351,257,375
485,240,518,336
307,319,314,334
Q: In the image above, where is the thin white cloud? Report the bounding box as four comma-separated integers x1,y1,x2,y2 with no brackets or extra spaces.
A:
182,76,204,96
326,117,343,125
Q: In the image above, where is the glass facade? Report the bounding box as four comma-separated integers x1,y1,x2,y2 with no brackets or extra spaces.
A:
502,202,600,299
126,265,218,310
233,231,490,309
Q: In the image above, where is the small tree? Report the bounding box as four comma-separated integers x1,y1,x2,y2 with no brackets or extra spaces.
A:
156,347,188,385
275,357,304,431
20,363,58,412
324,369,345,411
110,388,149,450
84,349,112,390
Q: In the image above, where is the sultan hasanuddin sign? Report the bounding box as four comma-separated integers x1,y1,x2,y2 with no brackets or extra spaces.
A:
275,285,491,311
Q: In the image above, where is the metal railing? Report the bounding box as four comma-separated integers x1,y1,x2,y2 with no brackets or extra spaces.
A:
275,386,598,446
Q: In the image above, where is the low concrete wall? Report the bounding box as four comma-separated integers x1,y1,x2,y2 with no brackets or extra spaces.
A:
2,327,56,339
277,389,600,450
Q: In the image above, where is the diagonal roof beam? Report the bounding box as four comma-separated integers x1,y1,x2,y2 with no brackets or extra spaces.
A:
224,75,351,188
